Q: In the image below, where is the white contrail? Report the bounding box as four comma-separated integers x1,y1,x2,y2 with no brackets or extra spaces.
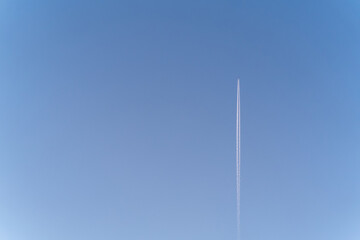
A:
236,79,241,240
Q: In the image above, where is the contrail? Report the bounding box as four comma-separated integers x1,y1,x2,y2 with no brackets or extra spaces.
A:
236,79,241,240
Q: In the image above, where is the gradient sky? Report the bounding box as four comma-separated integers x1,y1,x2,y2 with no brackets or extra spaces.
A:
1,1,360,240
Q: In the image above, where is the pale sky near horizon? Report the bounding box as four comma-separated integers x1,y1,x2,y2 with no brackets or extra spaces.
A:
1,1,360,240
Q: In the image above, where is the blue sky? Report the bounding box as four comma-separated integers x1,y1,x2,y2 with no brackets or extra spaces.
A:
1,1,360,239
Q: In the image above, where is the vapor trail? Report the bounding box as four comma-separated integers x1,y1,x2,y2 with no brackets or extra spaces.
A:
236,79,241,240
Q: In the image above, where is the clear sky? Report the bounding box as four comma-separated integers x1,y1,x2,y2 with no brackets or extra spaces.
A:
1,1,360,240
